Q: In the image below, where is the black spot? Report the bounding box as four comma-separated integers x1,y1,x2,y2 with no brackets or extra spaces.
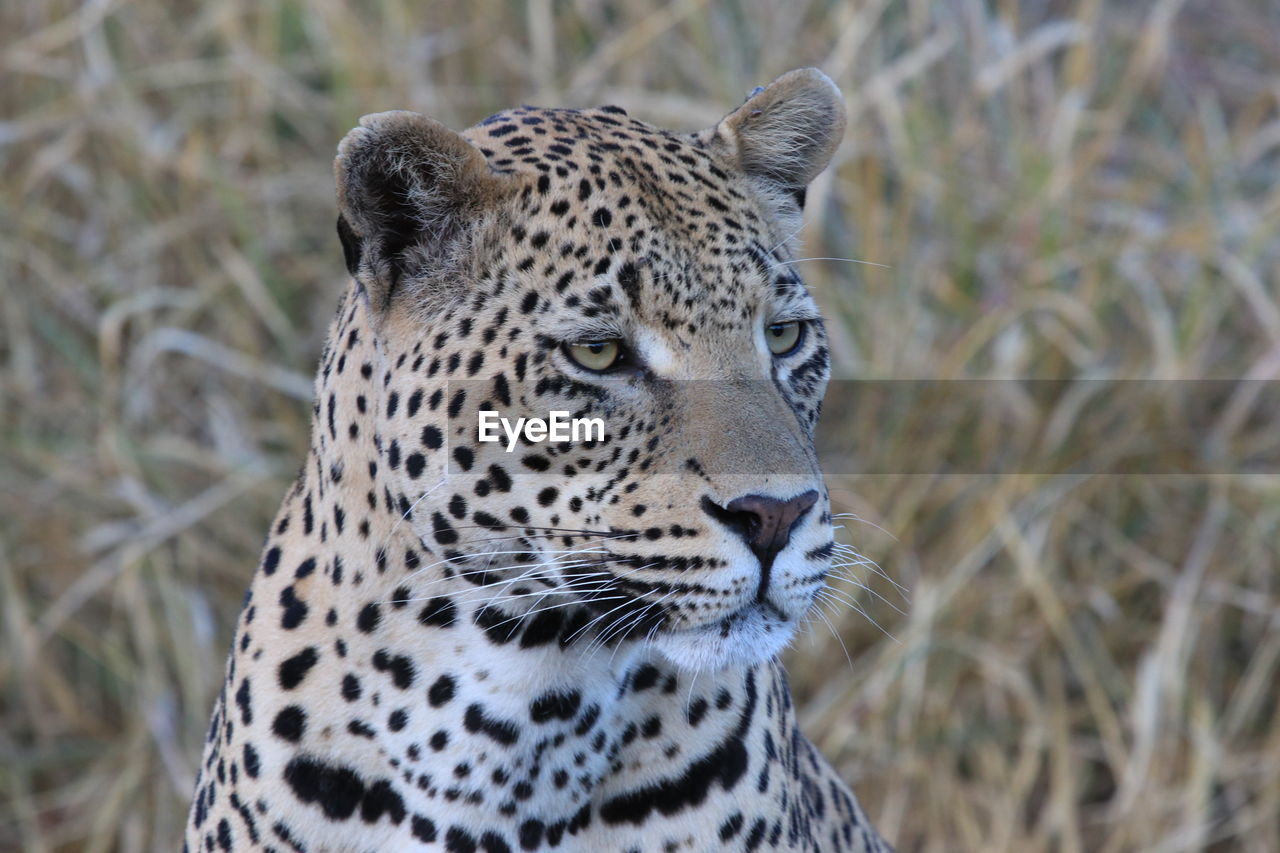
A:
519,819,544,850
464,703,519,745
521,454,550,472
262,546,281,575
631,663,660,692
272,705,307,742
530,690,581,723
479,831,512,853
720,812,744,840
419,597,458,628
243,743,260,778
406,453,426,479
283,756,364,820
383,654,416,689
357,602,382,634
446,826,478,853
474,605,520,644
279,586,308,629
448,390,466,419
428,674,457,707
413,815,438,842
342,673,362,701
347,719,376,738
234,678,252,725
422,425,444,449
472,510,504,531
432,512,458,545
277,646,319,690
388,709,408,731
360,779,406,825
518,608,564,648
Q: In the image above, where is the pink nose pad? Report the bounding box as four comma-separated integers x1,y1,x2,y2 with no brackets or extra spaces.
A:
701,490,819,602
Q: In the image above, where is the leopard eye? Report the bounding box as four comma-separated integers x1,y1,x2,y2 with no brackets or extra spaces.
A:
765,321,803,356
564,339,623,372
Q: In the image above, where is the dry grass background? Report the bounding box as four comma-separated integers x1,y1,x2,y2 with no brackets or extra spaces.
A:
3,0,1279,850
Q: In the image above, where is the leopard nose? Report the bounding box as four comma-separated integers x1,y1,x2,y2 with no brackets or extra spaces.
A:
701,490,819,601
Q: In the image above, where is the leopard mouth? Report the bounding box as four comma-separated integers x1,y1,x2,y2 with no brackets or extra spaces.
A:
649,600,798,672
711,601,789,637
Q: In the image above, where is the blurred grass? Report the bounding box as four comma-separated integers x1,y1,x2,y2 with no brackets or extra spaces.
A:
2,0,1279,850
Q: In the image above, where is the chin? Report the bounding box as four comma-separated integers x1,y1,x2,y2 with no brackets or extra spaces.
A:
650,603,798,673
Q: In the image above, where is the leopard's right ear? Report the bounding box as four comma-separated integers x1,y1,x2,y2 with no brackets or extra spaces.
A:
334,111,512,311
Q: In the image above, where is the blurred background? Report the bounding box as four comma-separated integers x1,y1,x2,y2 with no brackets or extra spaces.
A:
3,0,1279,850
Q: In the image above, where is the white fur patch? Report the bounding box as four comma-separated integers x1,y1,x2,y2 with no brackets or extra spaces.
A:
650,604,797,672
635,327,676,375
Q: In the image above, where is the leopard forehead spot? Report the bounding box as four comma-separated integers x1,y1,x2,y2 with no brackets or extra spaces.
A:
186,69,890,853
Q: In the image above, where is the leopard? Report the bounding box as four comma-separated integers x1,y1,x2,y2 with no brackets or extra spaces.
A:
184,67,891,853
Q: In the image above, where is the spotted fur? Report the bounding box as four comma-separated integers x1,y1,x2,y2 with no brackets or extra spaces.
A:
185,68,889,852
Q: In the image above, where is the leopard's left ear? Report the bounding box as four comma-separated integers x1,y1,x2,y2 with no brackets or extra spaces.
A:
711,68,846,207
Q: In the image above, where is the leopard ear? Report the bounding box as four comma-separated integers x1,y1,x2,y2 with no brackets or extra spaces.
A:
712,68,846,207
334,111,512,310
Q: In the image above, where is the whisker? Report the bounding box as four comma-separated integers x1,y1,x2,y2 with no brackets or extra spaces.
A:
816,589,899,644
401,543,619,587
379,474,448,550
830,543,909,598
811,606,856,675
764,221,807,256
776,256,891,269
826,570,907,615
563,563,660,647
444,523,630,538
831,513,899,541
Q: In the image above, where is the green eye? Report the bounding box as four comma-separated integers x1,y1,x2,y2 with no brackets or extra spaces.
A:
565,339,623,371
765,321,803,356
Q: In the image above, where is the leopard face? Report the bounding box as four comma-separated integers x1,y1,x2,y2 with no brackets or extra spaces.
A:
337,76,845,673
186,69,893,853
